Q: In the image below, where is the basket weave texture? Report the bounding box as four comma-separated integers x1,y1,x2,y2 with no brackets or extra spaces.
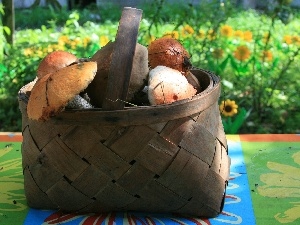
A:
19,69,230,217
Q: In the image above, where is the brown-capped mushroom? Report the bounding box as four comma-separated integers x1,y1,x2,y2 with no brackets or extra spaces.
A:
148,37,191,75
148,66,197,105
37,50,78,79
86,42,149,107
27,61,97,121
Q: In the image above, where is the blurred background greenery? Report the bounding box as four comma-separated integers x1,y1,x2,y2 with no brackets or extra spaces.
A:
0,0,299,133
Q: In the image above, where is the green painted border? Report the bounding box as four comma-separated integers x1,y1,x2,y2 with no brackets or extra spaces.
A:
0,142,29,224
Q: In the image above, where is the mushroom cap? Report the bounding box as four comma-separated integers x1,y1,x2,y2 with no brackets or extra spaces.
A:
148,37,190,74
86,42,149,107
27,61,97,121
37,50,78,79
148,66,197,105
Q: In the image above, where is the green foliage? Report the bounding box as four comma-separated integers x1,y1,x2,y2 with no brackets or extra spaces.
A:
222,108,248,134
1,2,299,133
0,3,11,61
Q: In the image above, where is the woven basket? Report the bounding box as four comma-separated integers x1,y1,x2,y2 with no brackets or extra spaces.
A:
18,8,230,218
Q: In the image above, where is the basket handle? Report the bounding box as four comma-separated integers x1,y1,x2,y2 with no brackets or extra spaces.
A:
102,7,143,110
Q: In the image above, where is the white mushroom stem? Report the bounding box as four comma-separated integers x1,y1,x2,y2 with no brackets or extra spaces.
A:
148,66,197,105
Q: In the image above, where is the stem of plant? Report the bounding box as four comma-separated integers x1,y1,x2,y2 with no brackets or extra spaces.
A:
266,47,300,107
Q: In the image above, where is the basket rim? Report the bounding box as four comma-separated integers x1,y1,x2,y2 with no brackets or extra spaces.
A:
19,69,221,126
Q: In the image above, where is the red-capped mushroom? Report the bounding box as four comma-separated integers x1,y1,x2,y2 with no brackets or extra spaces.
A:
148,37,191,75
37,50,78,79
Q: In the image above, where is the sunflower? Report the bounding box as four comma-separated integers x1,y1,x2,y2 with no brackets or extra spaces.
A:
181,25,194,37
234,30,244,39
262,50,273,61
243,30,253,42
163,31,179,39
220,25,233,37
233,45,251,61
219,99,238,117
283,35,293,45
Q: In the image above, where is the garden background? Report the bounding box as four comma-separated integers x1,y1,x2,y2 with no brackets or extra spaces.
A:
0,0,299,134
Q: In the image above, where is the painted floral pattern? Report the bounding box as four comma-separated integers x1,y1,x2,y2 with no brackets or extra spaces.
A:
42,210,212,225
258,151,300,223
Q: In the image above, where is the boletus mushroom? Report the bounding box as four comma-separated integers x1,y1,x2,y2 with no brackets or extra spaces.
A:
86,41,149,107
148,66,197,105
27,61,97,121
37,50,78,79
148,37,191,75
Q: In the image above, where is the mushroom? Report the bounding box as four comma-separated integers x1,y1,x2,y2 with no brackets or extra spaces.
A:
86,41,149,107
148,66,197,105
148,37,191,75
37,50,78,79
27,61,97,121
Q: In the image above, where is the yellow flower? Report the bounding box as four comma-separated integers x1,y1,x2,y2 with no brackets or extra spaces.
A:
198,29,205,38
220,25,233,37
36,49,45,58
100,35,109,47
69,41,76,49
263,32,271,43
219,99,238,117
212,48,224,59
234,30,244,39
163,31,179,39
58,35,70,45
54,44,65,51
292,36,300,45
181,24,194,37
23,48,34,56
257,151,300,223
262,50,273,61
207,29,216,40
283,35,293,45
46,45,55,53
243,30,253,42
233,45,251,61
83,37,91,47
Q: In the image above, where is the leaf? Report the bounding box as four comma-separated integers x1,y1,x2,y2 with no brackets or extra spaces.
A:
3,26,11,35
222,117,232,134
228,107,247,134
229,55,239,71
219,55,230,71
222,79,234,89
272,57,280,68
255,61,262,71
